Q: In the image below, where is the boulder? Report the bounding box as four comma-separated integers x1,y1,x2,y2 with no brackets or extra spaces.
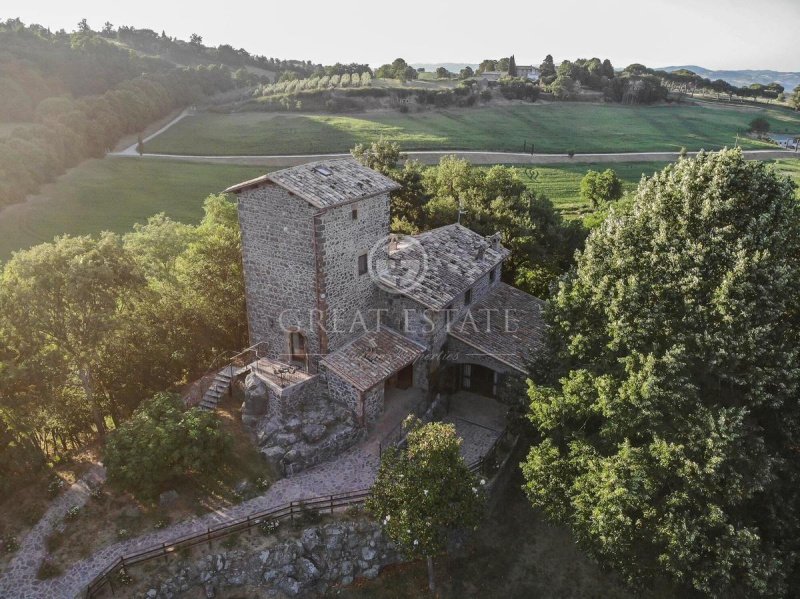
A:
262,446,285,470
301,528,322,552
301,423,327,444
158,491,179,508
275,432,299,446
283,449,301,464
278,577,301,596
361,546,376,561
362,566,380,580
234,480,253,497
285,417,303,432
296,557,320,581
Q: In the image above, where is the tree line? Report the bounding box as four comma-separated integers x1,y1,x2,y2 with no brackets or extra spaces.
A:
0,20,246,208
0,196,246,494
351,139,586,297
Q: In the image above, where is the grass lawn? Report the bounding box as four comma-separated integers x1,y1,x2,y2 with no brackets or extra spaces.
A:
519,157,800,222
144,103,800,156
0,157,266,261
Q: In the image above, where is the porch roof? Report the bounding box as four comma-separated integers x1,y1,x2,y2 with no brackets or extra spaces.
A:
320,327,425,392
447,283,547,374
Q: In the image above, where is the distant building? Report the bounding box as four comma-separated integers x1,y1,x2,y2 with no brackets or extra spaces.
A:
515,65,540,81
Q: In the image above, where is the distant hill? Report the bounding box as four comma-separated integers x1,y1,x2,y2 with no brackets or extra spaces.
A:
659,65,800,90
411,63,479,73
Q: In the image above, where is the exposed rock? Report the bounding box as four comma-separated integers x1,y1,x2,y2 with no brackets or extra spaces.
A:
301,423,327,443
123,504,143,518
137,519,402,598
285,417,303,432
158,490,179,508
234,480,253,497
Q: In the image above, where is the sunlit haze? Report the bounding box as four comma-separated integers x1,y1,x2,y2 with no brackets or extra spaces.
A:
5,0,799,71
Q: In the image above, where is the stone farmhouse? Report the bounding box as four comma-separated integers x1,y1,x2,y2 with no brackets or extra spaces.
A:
223,158,545,433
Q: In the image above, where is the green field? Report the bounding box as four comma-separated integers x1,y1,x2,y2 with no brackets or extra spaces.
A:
0,158,265,260
1,156,797,261
144,103,800,156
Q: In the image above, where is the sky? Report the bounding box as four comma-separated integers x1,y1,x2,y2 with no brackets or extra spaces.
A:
4,0,799,72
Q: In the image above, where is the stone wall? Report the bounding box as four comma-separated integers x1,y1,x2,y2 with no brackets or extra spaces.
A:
380,267,504,395
362,384,385,425
243,373,363,475
237,184,321,369
135,517,402,598
323,366,362,423
319,193,391,353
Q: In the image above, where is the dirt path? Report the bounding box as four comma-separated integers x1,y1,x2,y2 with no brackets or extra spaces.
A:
110,148,797,167
116,108,195,156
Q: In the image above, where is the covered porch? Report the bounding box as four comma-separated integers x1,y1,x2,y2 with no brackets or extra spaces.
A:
319,327,427,426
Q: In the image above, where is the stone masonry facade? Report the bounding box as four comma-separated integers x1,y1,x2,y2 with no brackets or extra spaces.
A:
230,158,542,437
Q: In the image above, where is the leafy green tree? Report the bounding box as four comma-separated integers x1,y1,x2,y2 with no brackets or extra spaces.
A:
104,393,232,498
579,168,623,209
539,54,556,84
459,66,474,79
367,418,485,592
477,59,497,74
522,149,800,597
176,195,248,365
435,67,450,79
350,137,403,175
791,85,800,110
0,233,145,436
749,117,770,133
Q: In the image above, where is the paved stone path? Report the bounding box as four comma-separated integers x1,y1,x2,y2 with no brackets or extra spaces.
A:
0,437,382,599
1,407,492,599
0,464,105,598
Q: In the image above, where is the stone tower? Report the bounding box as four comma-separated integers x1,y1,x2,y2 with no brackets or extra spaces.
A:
226,158,399,372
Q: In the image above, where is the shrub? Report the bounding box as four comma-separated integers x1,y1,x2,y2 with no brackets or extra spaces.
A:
117,528,131,539
104,393,233,499
749,117,770,133
154,517,170,530
64,505,81,521
258,518,280,536
117,569,133,585
47,477,65,498
567,149,575,158
3,535,20,554
221,533,239,549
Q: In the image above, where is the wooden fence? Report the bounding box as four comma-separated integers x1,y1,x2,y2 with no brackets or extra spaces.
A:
85,488,370,598
85,426,512,597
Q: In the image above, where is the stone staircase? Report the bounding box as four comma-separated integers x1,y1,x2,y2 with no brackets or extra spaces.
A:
199,366,238,411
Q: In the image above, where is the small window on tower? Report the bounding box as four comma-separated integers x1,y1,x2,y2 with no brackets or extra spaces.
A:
352,208,358,220
489,268,496,283
464,288,472,306
358,253,368,276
